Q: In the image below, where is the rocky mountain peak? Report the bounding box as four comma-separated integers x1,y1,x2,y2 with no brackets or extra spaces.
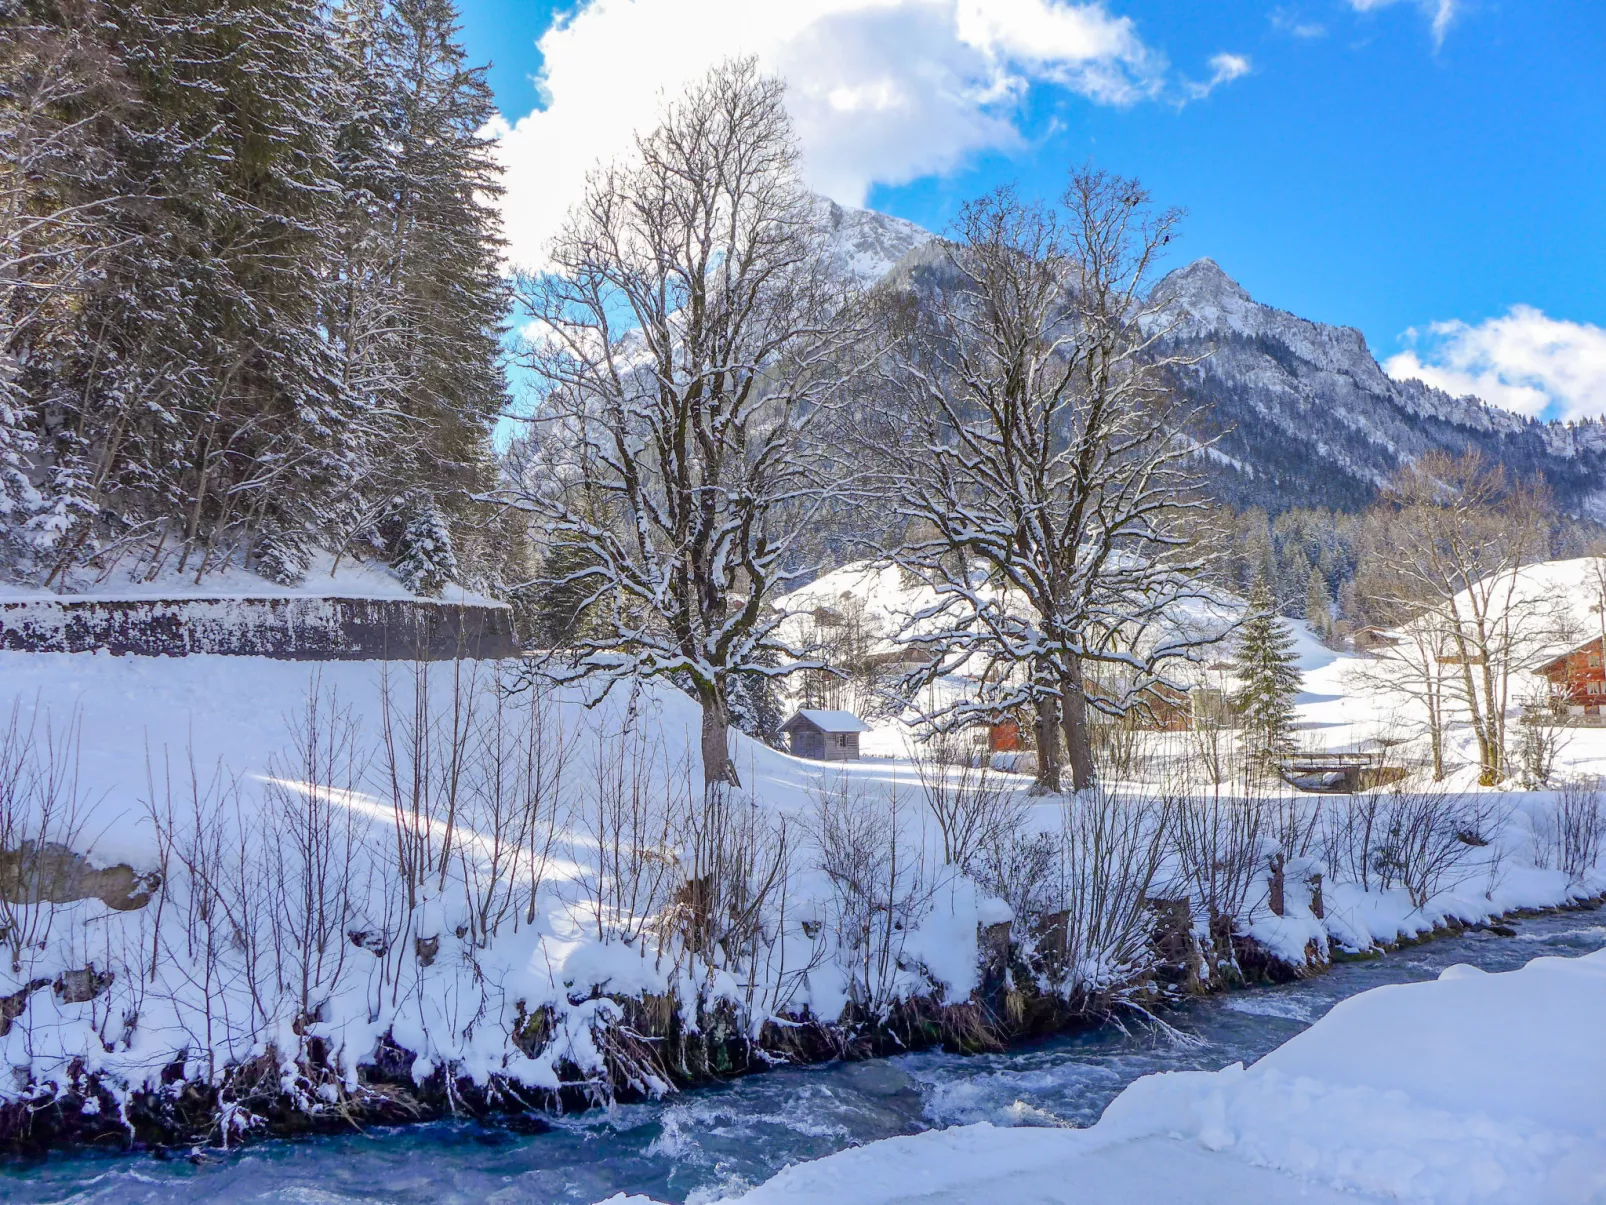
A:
813,196,934,285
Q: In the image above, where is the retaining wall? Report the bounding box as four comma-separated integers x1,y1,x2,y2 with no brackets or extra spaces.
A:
0,595,519,660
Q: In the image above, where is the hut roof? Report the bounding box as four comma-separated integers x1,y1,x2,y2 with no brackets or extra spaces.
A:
781,709,872,735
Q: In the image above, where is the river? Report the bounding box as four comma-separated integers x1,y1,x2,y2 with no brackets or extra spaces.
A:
6,908,1601,1205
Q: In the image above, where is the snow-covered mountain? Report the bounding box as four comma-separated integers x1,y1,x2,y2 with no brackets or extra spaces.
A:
1148,258,1606,516
852,212,1606,517
815,197,934,285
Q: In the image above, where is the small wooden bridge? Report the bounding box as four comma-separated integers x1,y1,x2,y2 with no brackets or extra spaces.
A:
1277,750,1381,793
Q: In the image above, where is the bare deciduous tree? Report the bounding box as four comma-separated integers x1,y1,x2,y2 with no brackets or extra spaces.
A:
1360,453,1556,784
511,58,862,789
871,170,1208,794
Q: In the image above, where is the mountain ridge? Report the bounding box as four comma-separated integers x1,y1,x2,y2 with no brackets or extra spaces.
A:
826,205,1606,516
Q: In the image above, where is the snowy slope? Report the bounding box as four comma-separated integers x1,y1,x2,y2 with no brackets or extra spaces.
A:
637,946,1606,1205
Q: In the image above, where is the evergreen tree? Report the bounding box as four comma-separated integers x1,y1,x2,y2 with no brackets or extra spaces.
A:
392,499,457,596
324,0,506,568
0,0,507,588
1233,577,1302,765
1304,565,1332,641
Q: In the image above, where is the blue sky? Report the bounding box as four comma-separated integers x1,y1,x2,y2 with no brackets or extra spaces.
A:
464,0,1606,423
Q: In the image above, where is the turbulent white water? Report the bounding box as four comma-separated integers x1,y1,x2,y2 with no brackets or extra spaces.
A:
5,912,1602,1205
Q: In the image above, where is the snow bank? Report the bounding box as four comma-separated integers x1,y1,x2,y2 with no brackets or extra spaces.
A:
673,946,1606,1205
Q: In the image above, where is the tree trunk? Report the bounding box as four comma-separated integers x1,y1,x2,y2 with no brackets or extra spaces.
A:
1033,693,1062,793
1060,658,1096,793
1427,697,1445,781
699,680,741,791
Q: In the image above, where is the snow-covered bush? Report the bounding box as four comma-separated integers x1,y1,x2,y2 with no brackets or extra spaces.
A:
1514,696,1569,789
676,785,793,1002
974,829,1057,936
1323,783,1500,908
253,527,312,587
1171,786,1266,945
810,776,931,1015
1044,788,1170,997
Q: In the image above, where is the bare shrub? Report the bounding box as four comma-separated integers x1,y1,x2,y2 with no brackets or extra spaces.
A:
1535,778,1606,882
1321,789,1386,893
1373,787,1469,907
1171,784,1267,942
263,680,368,1041
1266,784,1320,862
1043,788,1170,997
973,828,1057,932
913,734,1028,872
1091,713,1149,783
454,678,570,948
675,785,792,1003
576,722,682,950
143,749,266,1080
1330,781,1497,908
810,775,929,1014
1515,695,1569,789
0,701,89,976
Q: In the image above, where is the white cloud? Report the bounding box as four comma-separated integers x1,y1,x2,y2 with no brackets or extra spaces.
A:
1270,8,1326,38
487,0,1163,269
1383,306,1606,424
1182,52,1251,101
1349,0,1458,47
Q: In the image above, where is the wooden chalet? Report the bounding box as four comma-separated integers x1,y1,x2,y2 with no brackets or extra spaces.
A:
781,709,872,761
1540,635,1606,715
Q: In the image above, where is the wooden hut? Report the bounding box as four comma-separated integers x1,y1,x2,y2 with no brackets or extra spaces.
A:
781,709,872,761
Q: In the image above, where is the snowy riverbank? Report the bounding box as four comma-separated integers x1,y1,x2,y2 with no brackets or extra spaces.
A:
615,943,1606,1205
0,646,1602,1152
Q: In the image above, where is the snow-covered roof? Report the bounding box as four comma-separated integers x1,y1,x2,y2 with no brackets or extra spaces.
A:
783,709,872,734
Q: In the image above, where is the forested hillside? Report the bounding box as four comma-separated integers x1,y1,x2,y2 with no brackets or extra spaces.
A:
0,0,508,592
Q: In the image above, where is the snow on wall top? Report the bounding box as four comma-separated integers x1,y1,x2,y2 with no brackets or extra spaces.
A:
0,551,502,608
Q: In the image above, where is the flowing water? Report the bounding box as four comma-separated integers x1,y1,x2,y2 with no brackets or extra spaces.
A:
7,909,1603,1205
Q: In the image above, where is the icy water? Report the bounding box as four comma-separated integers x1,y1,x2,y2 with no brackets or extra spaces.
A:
7,909,1603,1205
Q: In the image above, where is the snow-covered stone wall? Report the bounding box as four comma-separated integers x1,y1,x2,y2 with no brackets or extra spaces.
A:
0,595,518,660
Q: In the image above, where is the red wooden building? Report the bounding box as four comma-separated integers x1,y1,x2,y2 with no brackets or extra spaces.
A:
1539,636,1606,714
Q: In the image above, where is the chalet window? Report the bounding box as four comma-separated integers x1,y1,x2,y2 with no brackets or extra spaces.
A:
1591,653,1602,667
1589,681,1602,695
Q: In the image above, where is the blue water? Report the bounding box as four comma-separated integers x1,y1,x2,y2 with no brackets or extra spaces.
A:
5,909,1601,1204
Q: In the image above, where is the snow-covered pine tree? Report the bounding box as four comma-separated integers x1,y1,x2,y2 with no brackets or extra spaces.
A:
1233,577,1302,767
392,499,457,596
0,4,129,574
1305,566,1333,642
1,0,507,589
35,0,352,583
322,0,506,577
